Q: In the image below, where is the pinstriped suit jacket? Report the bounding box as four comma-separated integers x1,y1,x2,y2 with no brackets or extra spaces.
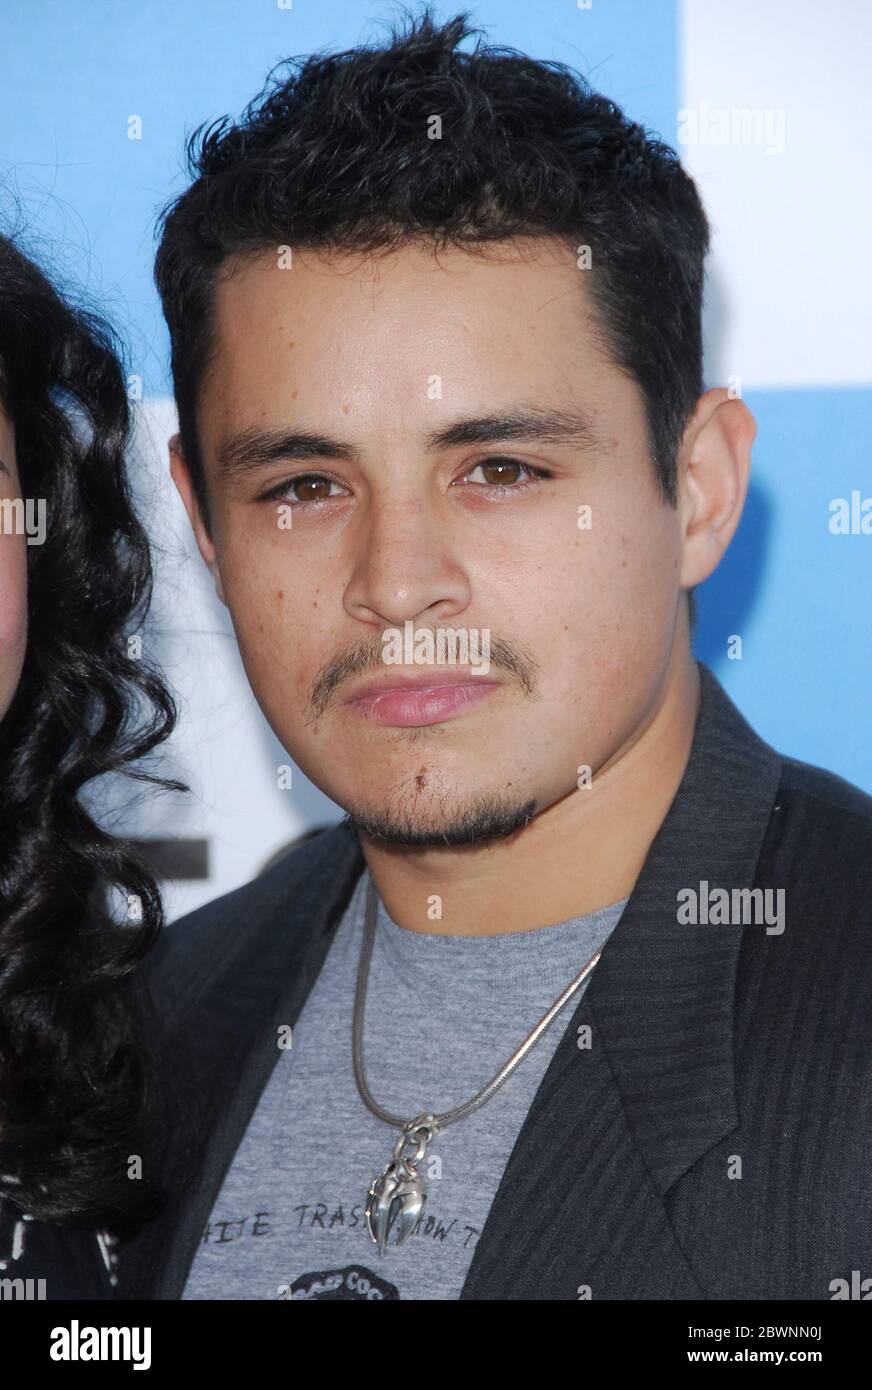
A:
116,662,872,1300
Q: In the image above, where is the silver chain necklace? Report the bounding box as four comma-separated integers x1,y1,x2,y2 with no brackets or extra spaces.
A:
354,874,603,1255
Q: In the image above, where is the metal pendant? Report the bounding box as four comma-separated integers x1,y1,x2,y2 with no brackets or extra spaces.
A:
365,1114,437,1256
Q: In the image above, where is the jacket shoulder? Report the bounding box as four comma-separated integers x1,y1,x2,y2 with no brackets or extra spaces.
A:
778,753,872,824
773,756,872,876
141,819,362,1009
762,754,872,934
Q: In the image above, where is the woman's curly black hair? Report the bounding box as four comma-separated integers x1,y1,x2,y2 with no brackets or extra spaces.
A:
0,228,186,1233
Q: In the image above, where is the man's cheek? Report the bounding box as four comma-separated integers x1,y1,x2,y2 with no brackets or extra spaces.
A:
236,609,313,702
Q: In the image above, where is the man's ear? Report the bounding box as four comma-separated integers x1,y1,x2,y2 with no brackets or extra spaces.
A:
168,433,227,606
677,386,756,588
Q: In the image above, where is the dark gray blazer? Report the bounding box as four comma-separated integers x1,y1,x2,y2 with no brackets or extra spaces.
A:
116,663,872,1300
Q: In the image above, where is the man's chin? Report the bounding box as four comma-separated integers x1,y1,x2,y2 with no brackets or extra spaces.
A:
342,794,538,850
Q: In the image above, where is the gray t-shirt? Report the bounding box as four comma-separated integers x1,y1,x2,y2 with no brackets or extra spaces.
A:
182,870,626,1301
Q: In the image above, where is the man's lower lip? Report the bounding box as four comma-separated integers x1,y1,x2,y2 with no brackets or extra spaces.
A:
347,682,500,726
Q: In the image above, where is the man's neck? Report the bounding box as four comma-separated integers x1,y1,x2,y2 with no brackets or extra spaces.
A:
360,646,701,936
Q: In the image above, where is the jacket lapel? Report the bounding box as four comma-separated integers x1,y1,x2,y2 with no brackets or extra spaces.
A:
459,664,783,1297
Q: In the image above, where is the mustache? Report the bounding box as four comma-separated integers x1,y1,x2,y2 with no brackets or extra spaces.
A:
307,630,539,718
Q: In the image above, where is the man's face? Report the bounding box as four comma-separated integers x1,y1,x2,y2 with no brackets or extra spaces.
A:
181,238,686,845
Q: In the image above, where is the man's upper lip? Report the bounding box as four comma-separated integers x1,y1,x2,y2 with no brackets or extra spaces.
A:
344,670,499,702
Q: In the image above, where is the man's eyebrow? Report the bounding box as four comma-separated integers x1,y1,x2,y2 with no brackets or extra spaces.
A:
215,406,603,479
426,407,603,453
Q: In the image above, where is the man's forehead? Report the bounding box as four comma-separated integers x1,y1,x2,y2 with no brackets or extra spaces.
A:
210,234,592,311
198,235,613,438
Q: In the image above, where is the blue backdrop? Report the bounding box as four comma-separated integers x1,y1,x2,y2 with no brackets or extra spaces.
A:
3,0,869,915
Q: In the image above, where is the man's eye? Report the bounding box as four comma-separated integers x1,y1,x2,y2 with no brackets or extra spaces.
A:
262,473,345,504
459,458,548,489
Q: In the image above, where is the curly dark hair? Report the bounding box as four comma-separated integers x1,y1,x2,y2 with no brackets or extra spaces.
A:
154,6,711,531
0,227,187,1233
